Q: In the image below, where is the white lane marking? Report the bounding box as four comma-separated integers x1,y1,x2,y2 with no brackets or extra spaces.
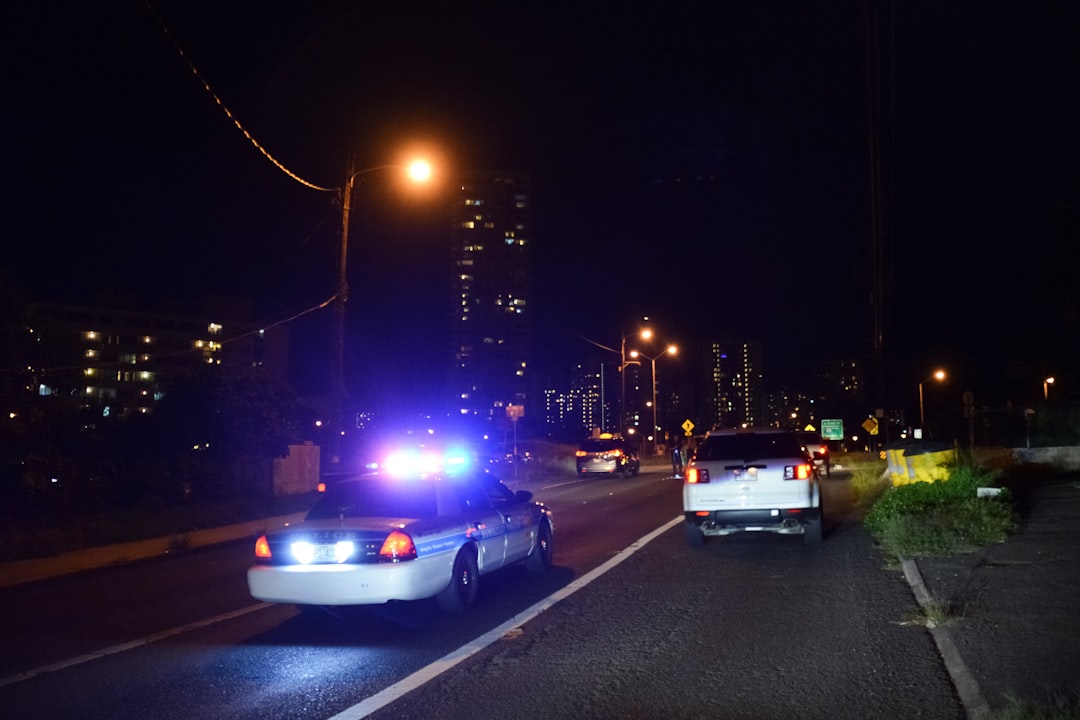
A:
0,603,273,688
1,514,685,708
326,515,685,720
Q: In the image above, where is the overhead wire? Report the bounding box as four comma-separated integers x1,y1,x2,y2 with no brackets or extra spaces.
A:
144,1,338,194
139,2,346,343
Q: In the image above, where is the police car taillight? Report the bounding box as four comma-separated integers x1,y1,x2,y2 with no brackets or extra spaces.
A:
379,530,417,561
686,467,709,483
254,534,272,559
785,464,813,480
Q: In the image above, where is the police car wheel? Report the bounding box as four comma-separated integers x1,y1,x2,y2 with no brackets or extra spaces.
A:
526,519,553,573
437,547,480,612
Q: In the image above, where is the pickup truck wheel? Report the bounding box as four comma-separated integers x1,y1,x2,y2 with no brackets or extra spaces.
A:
437,547,480,612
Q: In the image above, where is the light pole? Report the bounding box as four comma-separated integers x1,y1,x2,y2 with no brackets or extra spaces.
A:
1044,376,1055,400
619,328,651,436
329,155,433,464
918,368,947,434
631,344,677,455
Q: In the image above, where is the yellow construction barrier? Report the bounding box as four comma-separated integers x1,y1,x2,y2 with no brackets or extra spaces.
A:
885,441,956,485
884,444,910,485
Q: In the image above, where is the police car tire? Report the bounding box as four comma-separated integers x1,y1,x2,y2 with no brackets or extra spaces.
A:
526,519,553,573
437,547,480,612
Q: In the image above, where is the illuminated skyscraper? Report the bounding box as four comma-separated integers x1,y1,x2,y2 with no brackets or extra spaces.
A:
699,338,763,430
448,171,533,427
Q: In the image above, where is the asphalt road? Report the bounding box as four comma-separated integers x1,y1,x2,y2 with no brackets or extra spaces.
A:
0,466,963,719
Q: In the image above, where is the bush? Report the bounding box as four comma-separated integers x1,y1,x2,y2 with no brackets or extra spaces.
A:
865,464,1018,559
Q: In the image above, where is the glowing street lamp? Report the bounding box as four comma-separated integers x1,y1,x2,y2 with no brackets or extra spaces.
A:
330,155,434,463
1044,377,1055,400
918,368,947,432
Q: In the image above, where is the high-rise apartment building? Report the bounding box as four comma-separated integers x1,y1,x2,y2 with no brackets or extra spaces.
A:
698,338,763,430
448,172,533,428
543,362,608,438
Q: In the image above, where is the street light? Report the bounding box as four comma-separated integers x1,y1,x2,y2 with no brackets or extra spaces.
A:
619,328,651,435
1044,377,1055,400
918,368,947,434
631,344,678,455
329,155,433,464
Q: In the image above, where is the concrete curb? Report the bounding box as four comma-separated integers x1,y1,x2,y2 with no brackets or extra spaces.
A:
0,512,307,589
901,557,992,720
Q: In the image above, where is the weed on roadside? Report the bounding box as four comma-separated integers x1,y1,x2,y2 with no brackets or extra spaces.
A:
850,462,890,511
991,693,1080,720
901,600,964,628
865,465,1018,559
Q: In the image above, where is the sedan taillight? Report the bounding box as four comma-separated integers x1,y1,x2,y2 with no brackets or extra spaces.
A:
378,530,417,561
254,534,272,559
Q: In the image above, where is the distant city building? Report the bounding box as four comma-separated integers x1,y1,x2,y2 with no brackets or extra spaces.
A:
813,359,864,407
448,171,533,429
697,339,763,429
21,299,286,417
761,387,819,430
543,362,608,439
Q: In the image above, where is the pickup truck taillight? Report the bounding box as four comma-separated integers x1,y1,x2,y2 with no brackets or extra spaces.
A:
686,467,710,484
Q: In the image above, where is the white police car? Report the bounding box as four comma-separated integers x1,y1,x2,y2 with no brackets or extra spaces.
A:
247,449,554,613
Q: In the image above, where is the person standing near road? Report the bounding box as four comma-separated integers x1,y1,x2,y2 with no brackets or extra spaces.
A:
671,438,684,477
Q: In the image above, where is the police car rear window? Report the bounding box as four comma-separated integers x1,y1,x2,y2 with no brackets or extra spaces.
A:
306,479,439,520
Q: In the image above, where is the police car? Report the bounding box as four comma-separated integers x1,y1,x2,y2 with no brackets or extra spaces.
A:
247,449,554,613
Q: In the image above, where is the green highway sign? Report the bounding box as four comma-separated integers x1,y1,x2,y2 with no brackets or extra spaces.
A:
821,418,844,440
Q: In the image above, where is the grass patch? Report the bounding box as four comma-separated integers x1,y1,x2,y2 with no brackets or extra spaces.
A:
865,464,1018,559
902,600,963,628
992,694,1080,720
850,461,890,511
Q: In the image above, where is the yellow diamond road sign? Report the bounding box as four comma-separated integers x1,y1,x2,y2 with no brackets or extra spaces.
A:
681,419,695,436
861,417,879,435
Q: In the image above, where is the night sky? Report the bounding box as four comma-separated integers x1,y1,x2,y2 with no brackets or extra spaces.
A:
3,2,1077,416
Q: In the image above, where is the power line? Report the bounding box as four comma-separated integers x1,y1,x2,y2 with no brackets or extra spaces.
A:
144,1,338,194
